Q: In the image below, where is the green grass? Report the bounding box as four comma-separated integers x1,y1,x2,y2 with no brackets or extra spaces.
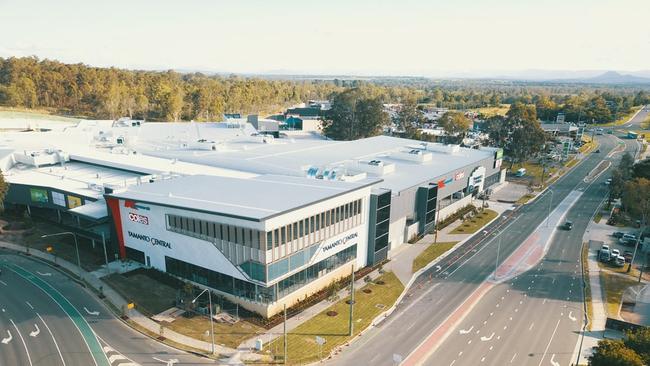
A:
597,106,643,127
582,242,593,331
510,161,557,184
600,271,639,318
474,104,510,117
594,212,603,224
0,107,83,122
412,241,458,273
516,194,535,205
564,158,579,168
163,313,265,349
266,272,404,365
450,209,498,234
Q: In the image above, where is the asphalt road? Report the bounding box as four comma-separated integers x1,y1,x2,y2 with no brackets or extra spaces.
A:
421,136,631,366
328,131,636,365
0,253,215,366
613,105,649,130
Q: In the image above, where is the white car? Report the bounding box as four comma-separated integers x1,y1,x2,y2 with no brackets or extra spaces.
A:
611,249,620,258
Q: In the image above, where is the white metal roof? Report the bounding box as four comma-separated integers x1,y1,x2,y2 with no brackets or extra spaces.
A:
110,174,377,221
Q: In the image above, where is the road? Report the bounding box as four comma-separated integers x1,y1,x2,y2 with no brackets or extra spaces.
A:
614,105,649,130
0,252,214,366
328,129,639,365
419,137,630,366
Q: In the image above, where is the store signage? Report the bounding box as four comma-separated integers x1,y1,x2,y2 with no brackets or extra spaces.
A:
454,171,465,180
124,200,150,211
127,231,172,249
128,212,149,225
322,232,358,253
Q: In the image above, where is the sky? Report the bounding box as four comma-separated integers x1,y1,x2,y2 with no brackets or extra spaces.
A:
1,0,649,77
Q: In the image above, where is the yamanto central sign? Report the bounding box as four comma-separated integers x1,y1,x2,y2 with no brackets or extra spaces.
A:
321,232,358,253
127,231,172,249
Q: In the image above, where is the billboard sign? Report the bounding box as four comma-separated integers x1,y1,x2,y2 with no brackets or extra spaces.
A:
30,188,49,203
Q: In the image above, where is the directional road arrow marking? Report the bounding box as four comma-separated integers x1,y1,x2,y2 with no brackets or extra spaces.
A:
36,271,52,276
550,354,560,366
568,311,577,322
459,326,474,335
84,307,99,316
1,330,12,344
29,324,40,337
153,357,179,365
480,332,495,342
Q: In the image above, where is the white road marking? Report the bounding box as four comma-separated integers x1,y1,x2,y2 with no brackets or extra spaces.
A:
481,356,486,362
108,354,128,363
459,326,474,334
449,361,455,366
529,322,534,330
37,313,66,366
1,330,12,344
480,332,495,342
10,319,33,366
26,301,34,310
83,307,100,316
36,271,52,276
29,324,40,337
550,354,560,366
537,318,561,366
510,353,517,363
0,280,7,286
152,357,178,365
458,351,463,356
568,311,577,322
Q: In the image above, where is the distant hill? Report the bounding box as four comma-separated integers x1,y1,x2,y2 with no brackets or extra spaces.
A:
579,71,650,84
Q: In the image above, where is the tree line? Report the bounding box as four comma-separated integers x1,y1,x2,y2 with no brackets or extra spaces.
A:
0,57,342,121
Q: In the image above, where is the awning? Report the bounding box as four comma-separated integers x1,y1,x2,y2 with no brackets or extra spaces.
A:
69,199,108,220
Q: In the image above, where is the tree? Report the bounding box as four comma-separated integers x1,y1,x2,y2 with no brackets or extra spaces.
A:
506,119,546,167
396,96,422,137
632,158,650,180
0,170,7,212
589,339,644,366
620,153,635,181
624,327,650,364
321,89,389,140
621,178,650,224
438,111,471,144
506,102,537,122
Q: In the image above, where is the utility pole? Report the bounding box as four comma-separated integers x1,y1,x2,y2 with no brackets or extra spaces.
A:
283,304,288,365
101,232,109,276
348,265,355,336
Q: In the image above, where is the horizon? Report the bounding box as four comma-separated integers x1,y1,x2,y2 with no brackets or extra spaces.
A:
1,0,649,78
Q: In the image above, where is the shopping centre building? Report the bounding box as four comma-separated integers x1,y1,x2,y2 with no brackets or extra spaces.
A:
0,118,505,316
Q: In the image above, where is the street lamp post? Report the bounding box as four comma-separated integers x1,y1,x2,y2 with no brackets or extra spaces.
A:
192,288,215,355
41,232,82,280
546,189,554,227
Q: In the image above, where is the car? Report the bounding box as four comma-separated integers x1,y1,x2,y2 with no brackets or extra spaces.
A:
594,149,600,153
620,234,637,246
599,245,611,262
611,248,620,258
612,231,625,238
623,251,633,263
613,255,626,267
563,221,573,230
605,178,612,185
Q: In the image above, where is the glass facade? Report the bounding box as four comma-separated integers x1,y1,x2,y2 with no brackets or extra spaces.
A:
164,244,357,304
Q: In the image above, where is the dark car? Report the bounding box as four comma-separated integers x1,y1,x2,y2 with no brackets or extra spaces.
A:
594,149,600,153
564,221,573,230
612,231,625,238
624,251,633,263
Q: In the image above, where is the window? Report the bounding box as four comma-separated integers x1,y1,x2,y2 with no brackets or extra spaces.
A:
267,232,273,250
281,226,287,245
292,223,298,240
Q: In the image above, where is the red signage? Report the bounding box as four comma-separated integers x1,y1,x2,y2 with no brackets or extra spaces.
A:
128,212,149,225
